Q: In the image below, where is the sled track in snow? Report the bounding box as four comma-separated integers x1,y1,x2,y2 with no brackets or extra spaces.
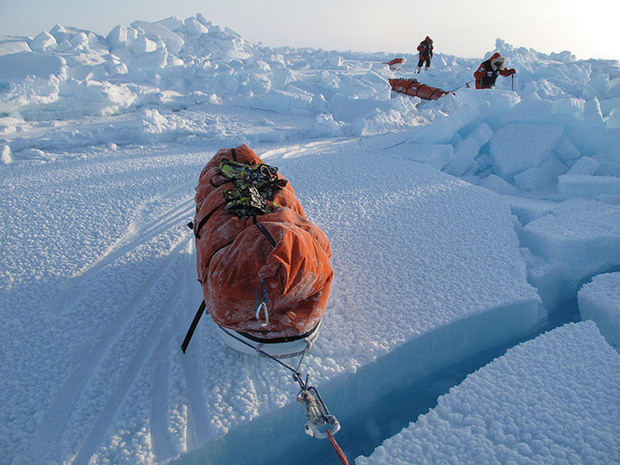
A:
173,260,216,451
32,193,197,464
151,333,180,461
71,244,194,465
57,193,194,294
261,138,358,161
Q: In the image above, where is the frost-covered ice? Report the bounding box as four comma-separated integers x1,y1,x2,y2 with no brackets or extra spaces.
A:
579,272,620,350
356,321,620,465
489,123,566,180
521,198,620,312
558,173,620,201
1,14,619,465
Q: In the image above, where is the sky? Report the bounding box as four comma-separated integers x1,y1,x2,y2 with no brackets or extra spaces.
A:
1,0,619,60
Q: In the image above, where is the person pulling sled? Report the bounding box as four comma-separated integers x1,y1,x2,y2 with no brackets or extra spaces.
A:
474,52,516,89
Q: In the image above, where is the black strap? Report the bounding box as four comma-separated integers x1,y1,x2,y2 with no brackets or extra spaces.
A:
199,237,236,283
201,239,235,281
255,222,277,247
181,300,206,353
194,202,225,239
405,79,418,95
254,219,285,292
237,321,321,344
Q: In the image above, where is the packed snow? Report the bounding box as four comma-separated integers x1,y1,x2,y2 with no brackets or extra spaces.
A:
356,321,620,465
1,14,619,465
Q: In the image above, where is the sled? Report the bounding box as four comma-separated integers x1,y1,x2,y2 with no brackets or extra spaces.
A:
217,320,322,358
182,147,346,461
187,145,333,356
386,58,404,71
389,78,451,101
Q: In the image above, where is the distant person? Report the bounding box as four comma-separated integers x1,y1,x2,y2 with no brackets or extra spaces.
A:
416,36,433,73
474,52,516,89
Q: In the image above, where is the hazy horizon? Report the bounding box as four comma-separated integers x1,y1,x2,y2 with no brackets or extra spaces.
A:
1,0,619,61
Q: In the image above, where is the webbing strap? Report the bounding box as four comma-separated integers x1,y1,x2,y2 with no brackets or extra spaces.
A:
201,239,235,282
194,202,225,239
405,79,417,94
255,222,276,247
181,300,206,353
327,430,349,465
237,321,320,344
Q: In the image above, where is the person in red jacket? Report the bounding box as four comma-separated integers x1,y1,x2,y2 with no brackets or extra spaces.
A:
474,52,516,89
416,36,433,73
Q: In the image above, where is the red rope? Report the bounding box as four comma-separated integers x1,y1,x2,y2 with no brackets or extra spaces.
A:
327,429,349,465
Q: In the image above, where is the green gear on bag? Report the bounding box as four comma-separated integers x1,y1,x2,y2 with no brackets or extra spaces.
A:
219,159,286,218
223,186,273,216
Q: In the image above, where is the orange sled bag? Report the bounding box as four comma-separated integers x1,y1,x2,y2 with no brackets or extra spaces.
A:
189,145,333,351
389,78,451,101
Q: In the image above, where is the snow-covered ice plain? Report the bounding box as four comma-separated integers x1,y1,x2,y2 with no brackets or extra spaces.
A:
1,14,619,465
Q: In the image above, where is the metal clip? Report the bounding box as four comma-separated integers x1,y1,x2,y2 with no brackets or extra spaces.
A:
255,301,269,327
297,387,340,439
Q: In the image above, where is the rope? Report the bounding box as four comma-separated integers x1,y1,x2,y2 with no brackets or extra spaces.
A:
327,429,349,465
218,323,348,463
449,80,473,93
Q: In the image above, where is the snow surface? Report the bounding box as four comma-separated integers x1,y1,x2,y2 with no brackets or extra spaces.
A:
1,15,619,465
356,321,620,465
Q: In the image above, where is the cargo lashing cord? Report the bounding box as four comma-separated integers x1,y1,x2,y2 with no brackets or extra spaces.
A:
223,327,348,464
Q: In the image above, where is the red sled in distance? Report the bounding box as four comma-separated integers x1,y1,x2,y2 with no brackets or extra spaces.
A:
389,78,451,101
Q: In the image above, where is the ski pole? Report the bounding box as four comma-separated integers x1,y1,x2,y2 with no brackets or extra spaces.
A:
511,74,514,91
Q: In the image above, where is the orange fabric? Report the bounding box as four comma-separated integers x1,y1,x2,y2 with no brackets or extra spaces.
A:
389,78,450,101
192,145,333,339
